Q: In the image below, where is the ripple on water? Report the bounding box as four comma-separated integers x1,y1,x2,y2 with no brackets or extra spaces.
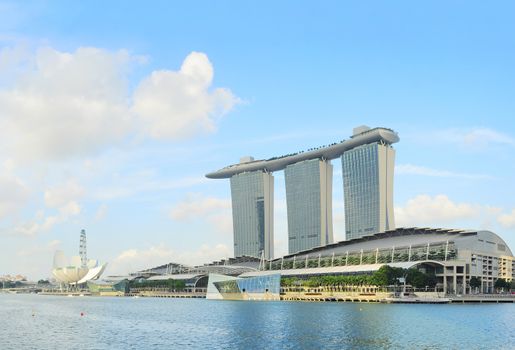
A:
0,294,513,350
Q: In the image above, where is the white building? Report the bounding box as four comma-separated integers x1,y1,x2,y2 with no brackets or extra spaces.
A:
242,227,514,295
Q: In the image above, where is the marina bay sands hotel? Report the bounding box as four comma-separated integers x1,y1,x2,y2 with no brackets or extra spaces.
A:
206,126,399,260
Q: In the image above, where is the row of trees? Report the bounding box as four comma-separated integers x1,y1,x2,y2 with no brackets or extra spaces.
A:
494,278,515,292
469,277,514,292
283,270,514,292
281,266,437,289
494,278,513,291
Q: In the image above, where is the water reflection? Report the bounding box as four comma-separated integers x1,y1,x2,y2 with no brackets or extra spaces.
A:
0,294,513,350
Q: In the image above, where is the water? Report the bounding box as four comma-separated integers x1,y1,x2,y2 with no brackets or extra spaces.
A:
1,294,513,350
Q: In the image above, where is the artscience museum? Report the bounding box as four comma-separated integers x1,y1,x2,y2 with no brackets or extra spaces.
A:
52,251,107,285
51,230,107,286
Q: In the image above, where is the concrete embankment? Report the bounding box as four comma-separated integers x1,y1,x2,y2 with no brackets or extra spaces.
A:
39,291,92,296
449,295,515,303
280,291,515,303
280,291,390,302
127,291,206,299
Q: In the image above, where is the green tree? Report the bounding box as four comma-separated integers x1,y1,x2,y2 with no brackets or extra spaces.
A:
281,277,296,287
370,265,404,286
405,269,436,288
305,277,321,287
494,278,509,292
370,265,390,286
469,276,481,292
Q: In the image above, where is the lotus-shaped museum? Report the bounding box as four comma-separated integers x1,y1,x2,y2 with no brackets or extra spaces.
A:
52,250,107,285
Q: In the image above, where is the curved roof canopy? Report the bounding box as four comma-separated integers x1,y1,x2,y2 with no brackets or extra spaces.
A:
271,227,513,262
206,127,399,179
240,260,445,278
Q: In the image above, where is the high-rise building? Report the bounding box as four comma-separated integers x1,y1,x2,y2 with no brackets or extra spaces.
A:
285,159,333,254
341,127,395,240
207,126,399,259
230,170,274,259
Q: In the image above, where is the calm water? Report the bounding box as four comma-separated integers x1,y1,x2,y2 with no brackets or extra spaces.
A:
1,294,514,350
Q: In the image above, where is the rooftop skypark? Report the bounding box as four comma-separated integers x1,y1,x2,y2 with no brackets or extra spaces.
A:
206,126,399,179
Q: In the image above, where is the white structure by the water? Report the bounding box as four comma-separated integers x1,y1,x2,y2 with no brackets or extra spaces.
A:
51,230,107,285
52,251,107,285
242,227,514,295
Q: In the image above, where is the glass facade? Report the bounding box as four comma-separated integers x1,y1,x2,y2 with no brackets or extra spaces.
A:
341,142,395,240
214,274,281,297
230,171,274,259
285,159,333,254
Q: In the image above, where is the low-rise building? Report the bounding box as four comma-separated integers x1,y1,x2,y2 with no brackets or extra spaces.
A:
243,227,514,294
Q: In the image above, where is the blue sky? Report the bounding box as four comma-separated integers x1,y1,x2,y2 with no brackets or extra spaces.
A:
1,1,514,279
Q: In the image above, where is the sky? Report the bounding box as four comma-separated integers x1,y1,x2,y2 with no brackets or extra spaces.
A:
1,1,514,280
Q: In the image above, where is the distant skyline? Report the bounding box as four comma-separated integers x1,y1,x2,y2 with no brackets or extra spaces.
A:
0,1,514,279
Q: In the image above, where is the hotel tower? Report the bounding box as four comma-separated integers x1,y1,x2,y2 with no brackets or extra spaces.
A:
206,126,399,258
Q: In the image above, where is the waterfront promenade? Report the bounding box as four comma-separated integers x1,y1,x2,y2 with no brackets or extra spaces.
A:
33,288,515,303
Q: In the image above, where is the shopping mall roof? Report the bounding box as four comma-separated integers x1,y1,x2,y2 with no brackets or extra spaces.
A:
275,227,512,261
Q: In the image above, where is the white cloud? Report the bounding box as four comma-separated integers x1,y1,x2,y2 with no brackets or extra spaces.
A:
170,194,232,234
0,46,240,244
0,46,133,160
93,175,208,201
0,43,30,78
498,209,515,229
59,201,81,216
208,212,234,235
0,47,240,161
436,128,515,148
13,239,62,278
395,194,480,227
170,194,231,220
108,243,231,275
44,180,84,225
12,206,80,236
13,214,61,236
395,195,512,232
460,128,515,147
132,51,240,139
95,203,108,221
44,180,84,208
0,173,29,219
395,164,492,180
17,239,61,257
11,181,84,236
272,198,288,257
333,200,345,242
